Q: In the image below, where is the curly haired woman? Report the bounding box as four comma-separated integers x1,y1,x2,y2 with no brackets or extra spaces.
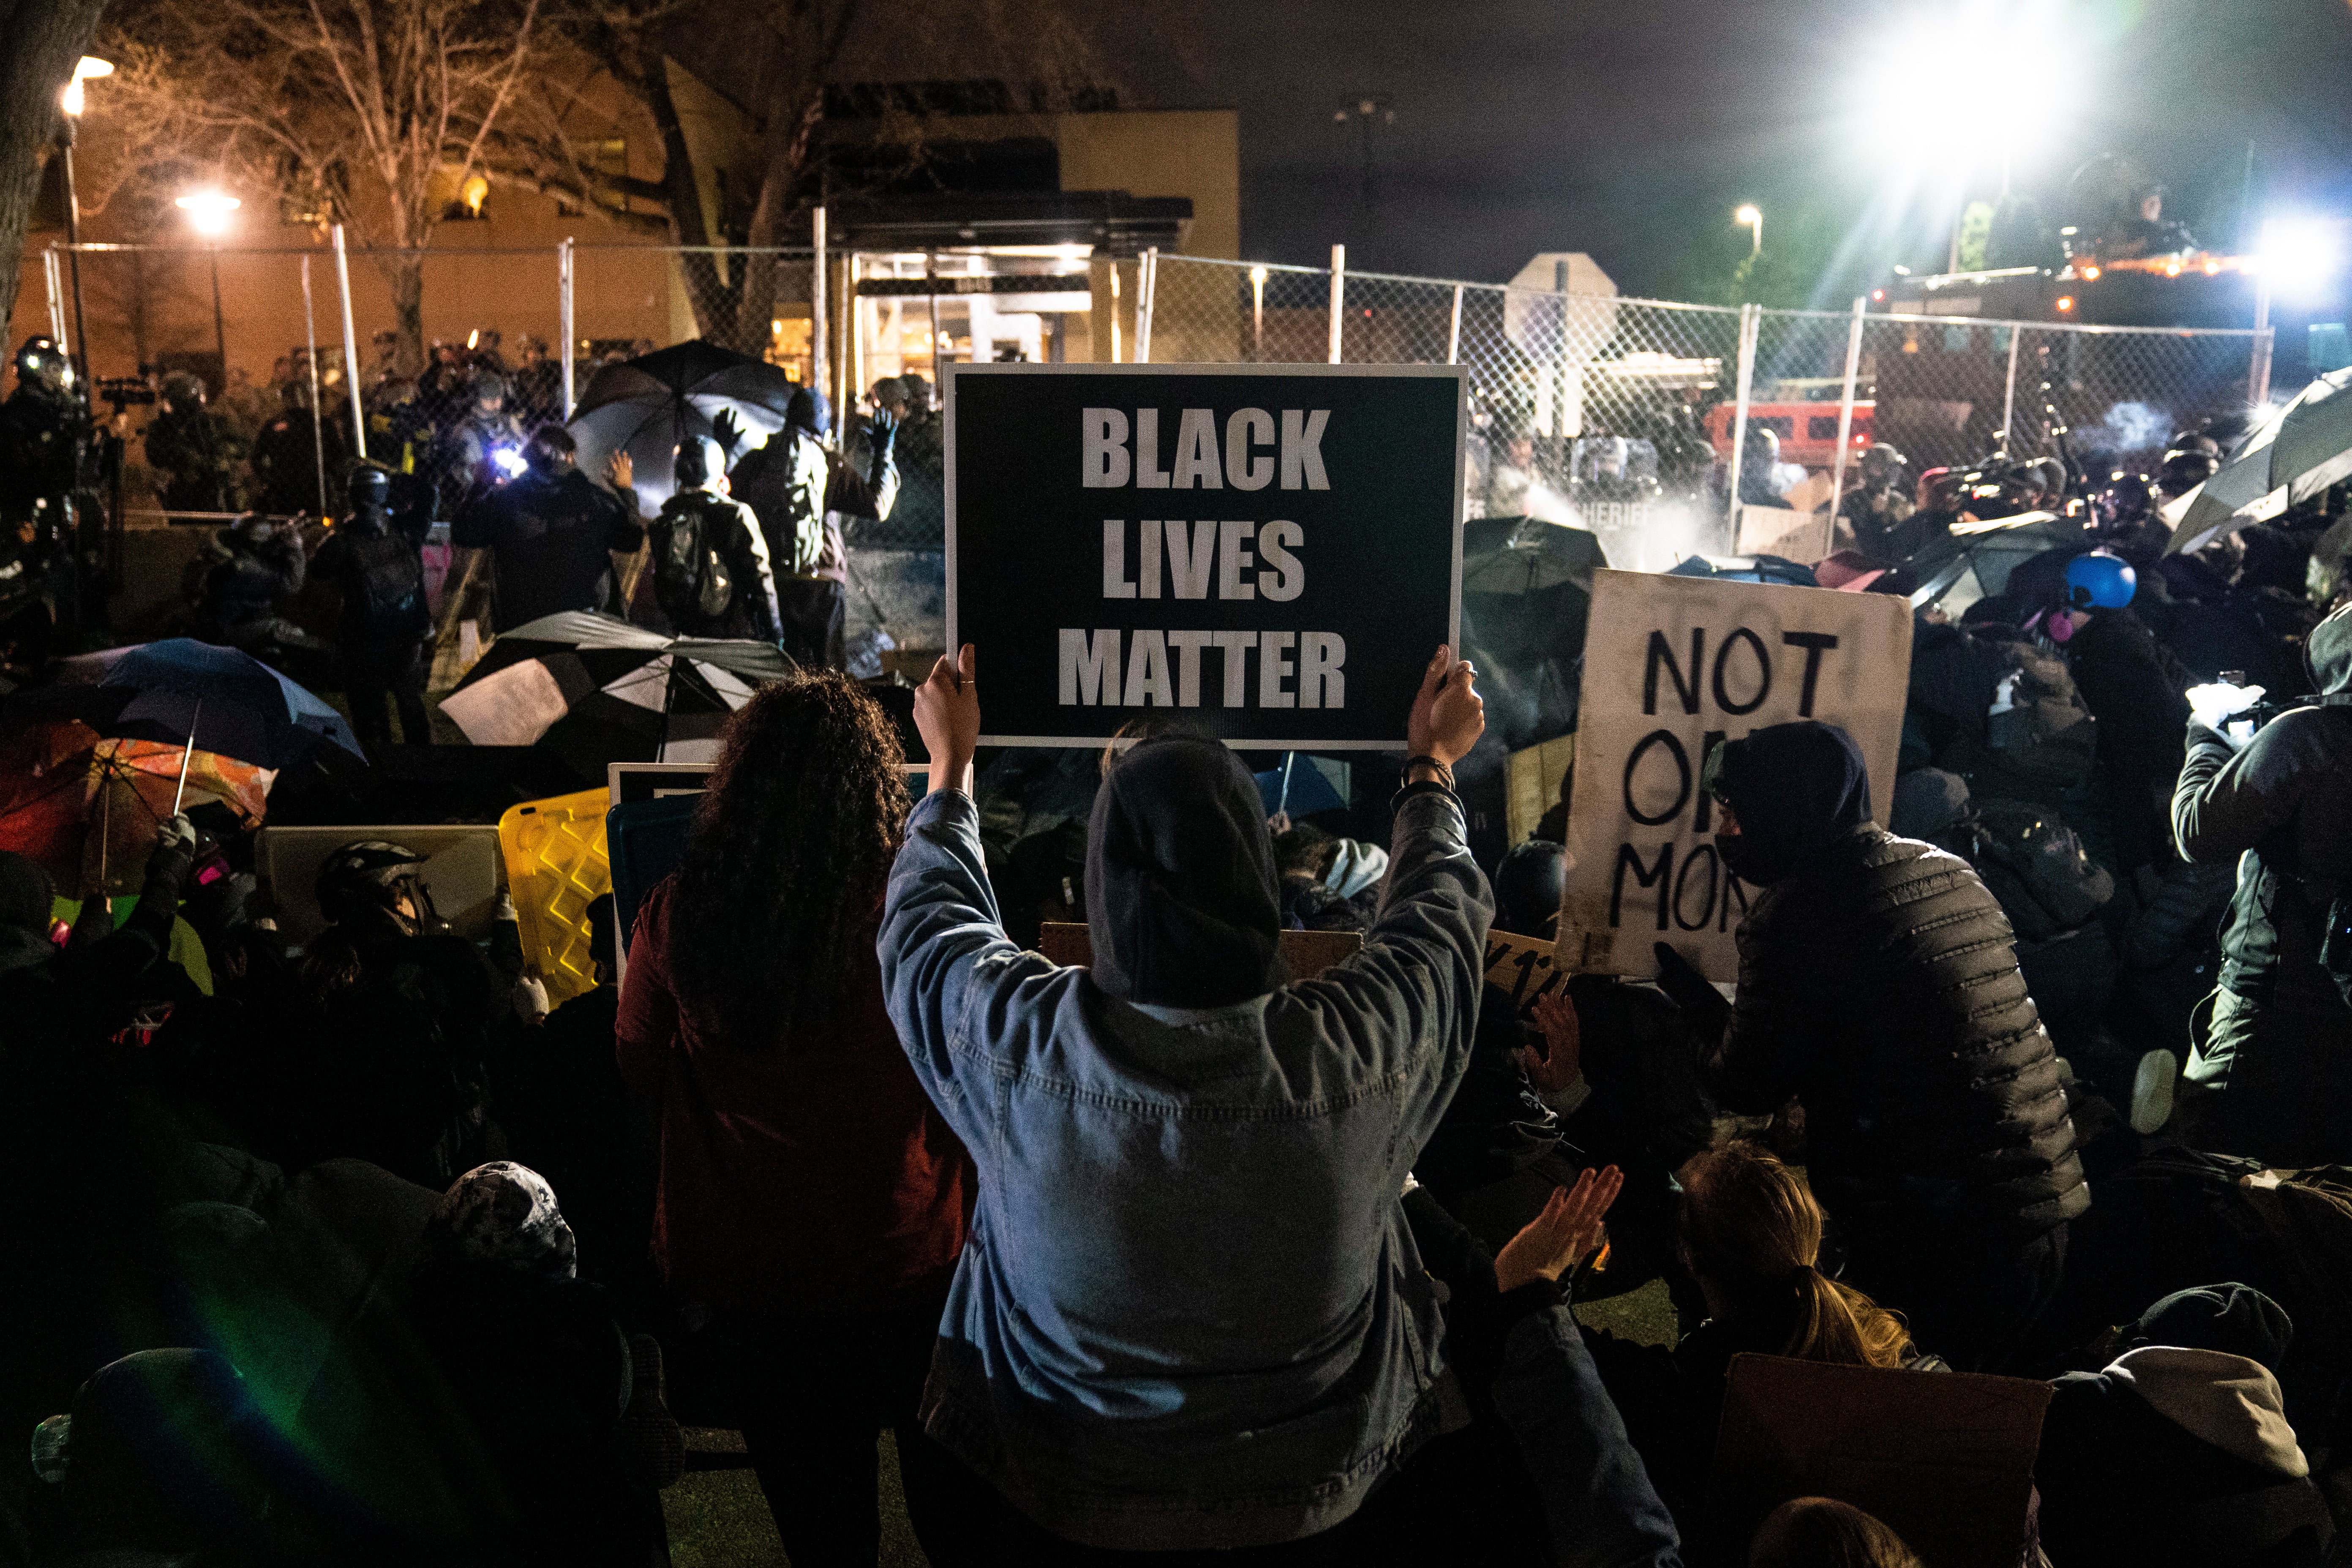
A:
617,673,972,1565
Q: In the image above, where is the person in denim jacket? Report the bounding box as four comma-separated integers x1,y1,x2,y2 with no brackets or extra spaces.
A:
880,644,1490,1553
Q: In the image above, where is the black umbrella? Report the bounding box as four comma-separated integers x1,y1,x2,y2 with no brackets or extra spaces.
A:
1460,516,1608,596
436,611,796,778
5,638,365,785
568,339,802,510
2166,368,2352,554
1460,518,1605,748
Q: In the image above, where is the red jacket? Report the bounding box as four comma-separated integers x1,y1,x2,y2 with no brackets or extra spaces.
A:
616,875,970,1314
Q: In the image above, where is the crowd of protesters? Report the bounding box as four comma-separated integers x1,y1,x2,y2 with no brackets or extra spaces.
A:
9,313,2352,1565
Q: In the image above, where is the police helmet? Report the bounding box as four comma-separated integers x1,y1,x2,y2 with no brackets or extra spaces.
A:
2159,447,2220,496
1493,839,1569,940
15,336,71,392
1858,443,1909,483
346,463,393,510
2090,473,2156,532
315,840,438,937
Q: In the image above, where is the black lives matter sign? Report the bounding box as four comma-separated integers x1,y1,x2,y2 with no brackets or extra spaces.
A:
946,364,1464,747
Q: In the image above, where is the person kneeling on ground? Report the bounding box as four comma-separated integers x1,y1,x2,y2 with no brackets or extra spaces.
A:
1699,720,2088,1372
1579,1144,1937,1535
880,644,1488,1555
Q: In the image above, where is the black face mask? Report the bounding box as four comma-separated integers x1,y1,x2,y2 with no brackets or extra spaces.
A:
1715,831,1787,889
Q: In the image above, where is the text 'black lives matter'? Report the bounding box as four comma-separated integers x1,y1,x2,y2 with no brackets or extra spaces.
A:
947,365,1465,747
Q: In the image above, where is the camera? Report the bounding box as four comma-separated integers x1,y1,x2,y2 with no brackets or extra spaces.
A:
96,376,157,411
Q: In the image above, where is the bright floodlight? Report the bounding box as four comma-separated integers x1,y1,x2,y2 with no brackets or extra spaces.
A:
60,55,112,115
2257,217,2344,299
175,190,242,237
1863,4,2071,173
1735,205,1761,226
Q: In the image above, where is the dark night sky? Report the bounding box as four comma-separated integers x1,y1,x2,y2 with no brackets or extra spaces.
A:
1076,0,2352,300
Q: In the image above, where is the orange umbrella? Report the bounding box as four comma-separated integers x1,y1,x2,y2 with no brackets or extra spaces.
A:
0,720,272,895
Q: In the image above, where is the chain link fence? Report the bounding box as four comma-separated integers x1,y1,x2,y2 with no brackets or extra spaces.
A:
21,237,2267,554
1145,253,2268,567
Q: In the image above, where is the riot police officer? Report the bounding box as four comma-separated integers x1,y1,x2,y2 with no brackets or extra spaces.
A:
144,372,248,515
315,463,434,750
0,338,96,646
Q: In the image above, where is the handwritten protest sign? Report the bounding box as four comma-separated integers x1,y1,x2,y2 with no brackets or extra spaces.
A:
947,363,1465,747
1484,926,1569,1018
1557,570,1912,982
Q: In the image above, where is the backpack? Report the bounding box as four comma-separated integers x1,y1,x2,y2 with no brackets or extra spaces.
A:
1970,638,2099,798
337,528,430,643
651,495,733,625
1970,797,2115,941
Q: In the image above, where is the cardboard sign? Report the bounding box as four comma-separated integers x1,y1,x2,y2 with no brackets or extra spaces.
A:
1557,570,1912,982
1483,926,1569,1019
1038,922,1363,980
1705,1354,2050,1568
946,364,1466,748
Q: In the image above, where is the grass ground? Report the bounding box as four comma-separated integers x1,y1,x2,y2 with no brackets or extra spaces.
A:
659,1282,1681,1566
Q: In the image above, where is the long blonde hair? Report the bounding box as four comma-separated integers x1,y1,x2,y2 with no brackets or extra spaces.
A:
1679,1145,1914,1368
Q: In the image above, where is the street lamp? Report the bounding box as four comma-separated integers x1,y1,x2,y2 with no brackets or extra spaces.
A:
1249,265,1268,361
1735,205,1762,258
55,56,110,390
176,191,240,390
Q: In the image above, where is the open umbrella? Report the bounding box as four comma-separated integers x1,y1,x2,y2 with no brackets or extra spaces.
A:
1460,516,1608,597
0,720,273,892
2165,367,2352,554
5,639,362,798
436,611,796,777
1459,518,1608,750
567,339,800,510
1907,511,2091,614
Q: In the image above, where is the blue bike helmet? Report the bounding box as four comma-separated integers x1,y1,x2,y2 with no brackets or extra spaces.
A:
2064,550,2137,611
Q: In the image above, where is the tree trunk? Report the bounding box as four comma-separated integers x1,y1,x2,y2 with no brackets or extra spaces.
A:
0,0,109,330
647,63,749,348
388,254,426,375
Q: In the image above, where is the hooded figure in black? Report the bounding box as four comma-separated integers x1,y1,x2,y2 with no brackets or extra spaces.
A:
1083,736,1286,1007
2171,602,2352,1166
2036,1283,2334,1568
1704,720,2087,1372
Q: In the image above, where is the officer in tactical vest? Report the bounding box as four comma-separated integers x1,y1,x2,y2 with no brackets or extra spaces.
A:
315,462,436,750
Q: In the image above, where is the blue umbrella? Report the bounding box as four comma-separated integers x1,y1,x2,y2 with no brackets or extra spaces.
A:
8,639,365,782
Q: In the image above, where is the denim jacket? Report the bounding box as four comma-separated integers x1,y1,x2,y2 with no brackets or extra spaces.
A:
879,784,1493,1550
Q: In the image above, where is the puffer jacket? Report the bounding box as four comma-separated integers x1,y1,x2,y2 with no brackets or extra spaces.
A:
2173,602,2352,1017
1713,824,2088,1238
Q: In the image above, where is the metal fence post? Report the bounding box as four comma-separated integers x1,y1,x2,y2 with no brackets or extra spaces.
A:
42,247,67,349
1446,284,1463,365
559,237,576,418
847,253,863,397
331,225,367,460
1725,302,1760,542
1829,296,1866,522
300,256,328,514
1136,247,1158,364
1999,321,2022,453
1327,244,1346,364
812,207,829,401
2250,273,2274,407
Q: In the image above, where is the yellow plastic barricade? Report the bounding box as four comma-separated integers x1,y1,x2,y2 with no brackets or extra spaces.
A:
497,788,613,1009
